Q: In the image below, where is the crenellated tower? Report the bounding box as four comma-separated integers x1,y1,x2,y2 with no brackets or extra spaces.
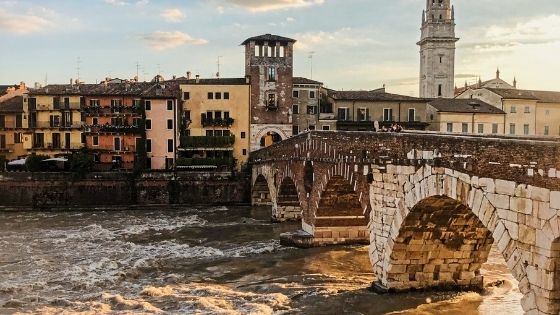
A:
418,0,459,98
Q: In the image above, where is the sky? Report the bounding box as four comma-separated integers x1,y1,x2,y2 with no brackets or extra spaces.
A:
1,0,559,96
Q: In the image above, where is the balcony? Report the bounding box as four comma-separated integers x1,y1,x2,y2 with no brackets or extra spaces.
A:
0,122,23,130
29,121,82,129
319,113,336,120
336,120,376,131
0,144,14,153
201,116,235,128
180,136,235,149
84,124,141,134
54,102,81,110
82,105,142,116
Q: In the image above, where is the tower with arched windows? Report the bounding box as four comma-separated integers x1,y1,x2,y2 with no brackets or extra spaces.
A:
418,0,459,98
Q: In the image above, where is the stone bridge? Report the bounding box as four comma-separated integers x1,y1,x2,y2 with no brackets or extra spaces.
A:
249,131,560,315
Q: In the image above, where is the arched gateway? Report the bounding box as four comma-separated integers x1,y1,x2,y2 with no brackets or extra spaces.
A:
250,131,560,314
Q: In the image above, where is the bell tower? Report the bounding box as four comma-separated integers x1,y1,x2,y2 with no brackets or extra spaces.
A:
418,0,459,98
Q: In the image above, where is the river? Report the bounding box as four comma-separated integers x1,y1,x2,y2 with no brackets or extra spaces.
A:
0,206,523,314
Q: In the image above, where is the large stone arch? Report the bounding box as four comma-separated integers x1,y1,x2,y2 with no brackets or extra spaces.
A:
369,165,560,314
274,176,302,222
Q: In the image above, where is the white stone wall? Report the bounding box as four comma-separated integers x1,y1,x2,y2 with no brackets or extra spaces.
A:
250,124,292,152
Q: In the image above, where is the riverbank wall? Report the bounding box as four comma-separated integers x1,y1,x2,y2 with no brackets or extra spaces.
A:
0,171,250,210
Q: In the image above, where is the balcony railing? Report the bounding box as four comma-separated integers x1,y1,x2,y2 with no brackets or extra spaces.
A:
82,105,142,116
84,124,141,134
180,135,235,148
33,103,81,111
200,117,235,128
0,122,23,129
53,102,81,110
31,143,82,150
29,121,82,129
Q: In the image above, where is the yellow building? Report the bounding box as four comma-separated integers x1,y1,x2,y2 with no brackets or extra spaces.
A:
26,86,84,157
0,96,27,160
427,98,506,134
457,88,560,136
178,78,250,170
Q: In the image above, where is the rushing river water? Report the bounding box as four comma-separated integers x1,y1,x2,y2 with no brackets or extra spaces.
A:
0,206,523,314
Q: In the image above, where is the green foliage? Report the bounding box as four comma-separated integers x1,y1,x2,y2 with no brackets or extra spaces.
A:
69,148,94,177
25,154,49,172
176,157,234,167
0,155,5,172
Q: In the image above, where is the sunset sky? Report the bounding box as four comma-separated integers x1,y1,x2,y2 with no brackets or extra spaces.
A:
1,0,559,96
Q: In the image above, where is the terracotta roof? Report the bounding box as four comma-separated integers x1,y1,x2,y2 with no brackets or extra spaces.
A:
0,85,17,96
141,82,181,98
175,78,248,85
524,90,560,103
241,34,296,45
330,90,425,102
0,96,24,113
486,88,540,101
293,77,323,85
29,82,154,96
429,98,505,114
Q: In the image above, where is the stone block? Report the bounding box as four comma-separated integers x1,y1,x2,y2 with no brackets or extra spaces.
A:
528,186,550,202
550,191,560,210
510,197,533,215
487,193,510,209
478,178,495,193
515,184,529,198
537,202,557,221
518,225,536,245
495,179,516,196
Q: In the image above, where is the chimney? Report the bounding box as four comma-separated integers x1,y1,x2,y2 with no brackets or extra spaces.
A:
19,81,26,90
70,78,73,85
513,77,517,89
245,75,250,84
172,75,176,80
187,71,192,80
195,74,200,84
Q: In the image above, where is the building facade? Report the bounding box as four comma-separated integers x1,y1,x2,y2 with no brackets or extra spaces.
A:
0,96,27,160
178,78,250,170
328,89,430,131
243,34,295,151
426,98,506,134
418,0,459,98
291,77,323,134
26,87,83,157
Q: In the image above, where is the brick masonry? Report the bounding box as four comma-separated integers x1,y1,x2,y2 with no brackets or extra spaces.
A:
250,131,560,315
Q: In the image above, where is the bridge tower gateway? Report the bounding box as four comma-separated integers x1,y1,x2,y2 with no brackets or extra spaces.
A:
418,0,459,98
242,34,296,152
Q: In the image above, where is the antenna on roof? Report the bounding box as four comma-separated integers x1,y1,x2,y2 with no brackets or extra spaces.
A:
76,56,81,84
308,51,315,79
136,61,140,80
217,56,223,78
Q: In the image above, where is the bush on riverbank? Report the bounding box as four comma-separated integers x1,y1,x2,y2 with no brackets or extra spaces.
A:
25,154,50,172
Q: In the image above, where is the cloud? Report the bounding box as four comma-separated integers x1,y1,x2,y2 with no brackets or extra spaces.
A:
293,28,382,51
103,0,149,6
0,8,54,33
140,31,208,50
161,8,184,22
222,0,324,12
104,0,128,6
461,14,560,53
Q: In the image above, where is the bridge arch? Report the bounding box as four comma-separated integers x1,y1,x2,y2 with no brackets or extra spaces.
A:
251,174,273,206
370,165,560,314
274,176,302,221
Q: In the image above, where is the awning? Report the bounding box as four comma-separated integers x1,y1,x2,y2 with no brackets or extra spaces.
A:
43,158,68,162
7,158,26,166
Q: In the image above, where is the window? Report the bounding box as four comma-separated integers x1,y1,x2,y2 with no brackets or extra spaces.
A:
167,119,173,130
309,125,315,130
544,126,550,136
267,93,277,108
224,92,230,100
215,92,222,100
224,111,230,119
0,135,5,149
242,149,247,156
408,108,416,122
167,100,173,110
462,123,468,133
293,90,299,98
241,132,246,139
279,46,285,58
215,111,222,119
438,84,443,97
447,123,453,132
322,125,330,131
167,139,173,153
307,106,317,115
208,92,214,100
268,67,276,81
92,118,98,125
478,124,484,134
146,119,152,130
383,108,393,122
90,99,100,107
145,100,151,110
13,132,22,144
292,104,299,114
267,45,272,57
510,123,516,135
292,125,299,135
357,108,368,121
524,106,530,113
206,130,213,136
222,130,230,136
338,108,350,121
214,130,223,137
255,45,261,57
510,106,516,113
146,139,152,152
93,136,99,146
439,55,443,63
114,137,121,151
183,92,190,100
492,123,498,134
185,110,191,121
524,124,529,135
15,114,22,128
309,91,316,99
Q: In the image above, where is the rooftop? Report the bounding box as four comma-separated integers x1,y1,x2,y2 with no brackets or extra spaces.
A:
175,78,248,85
29,82,154,96
330,89,426,102
487,88,560,103
429,98,505,114
293,77,323,85
0,96,24,113
241,34,296,45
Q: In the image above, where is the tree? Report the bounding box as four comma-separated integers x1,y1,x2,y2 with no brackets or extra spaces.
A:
25,154,49,172
69,148,94,178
